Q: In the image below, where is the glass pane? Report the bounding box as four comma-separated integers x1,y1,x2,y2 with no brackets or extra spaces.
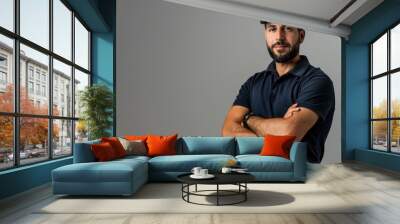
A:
53,59,72,117
20,117,49,165
20,0,49,49
74,69,89,118
53,119,72,157
391,120,400,153
75,120,88,143
372,33,387,76
53,0,72,60
20,44,49,115
0,116,13,170
0,34,14,112
372,121,387,151
391,72,400,118
0,0,14,31
391,24,400,70
372,77,387,119
74,17,89,70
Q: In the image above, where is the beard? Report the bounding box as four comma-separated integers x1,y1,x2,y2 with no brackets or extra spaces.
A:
267,39,300,63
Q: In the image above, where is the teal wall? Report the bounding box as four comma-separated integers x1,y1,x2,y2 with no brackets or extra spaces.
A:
0,0,116,200
343,0,400,170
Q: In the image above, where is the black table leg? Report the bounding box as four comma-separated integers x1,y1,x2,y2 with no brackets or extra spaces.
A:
217,184,219,206
245,183,247,201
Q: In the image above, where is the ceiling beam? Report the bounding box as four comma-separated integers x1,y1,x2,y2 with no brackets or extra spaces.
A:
330,0,368,27
163,0,351,38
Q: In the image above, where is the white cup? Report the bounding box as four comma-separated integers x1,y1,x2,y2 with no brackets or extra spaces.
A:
200,169,208,176
191,167,202,176
221,167,232,174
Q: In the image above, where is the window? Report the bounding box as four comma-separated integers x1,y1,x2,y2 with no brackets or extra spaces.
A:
36,83,40,95
0,54,7,88
0,0,14,32
0,0,91,170
20,0,49,49
35,70,41,81
53,59,71,117
0,71,6,85
42,85,46,97
75,17,89,70
0,55,7,67
28,81,34,94
29,67,34,80
53,0,72,60
370,23,400,154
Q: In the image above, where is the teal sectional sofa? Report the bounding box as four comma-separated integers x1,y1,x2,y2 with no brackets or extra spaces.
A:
52,137,307,196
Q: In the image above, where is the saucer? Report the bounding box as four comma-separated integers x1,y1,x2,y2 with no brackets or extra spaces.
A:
190,174,215,179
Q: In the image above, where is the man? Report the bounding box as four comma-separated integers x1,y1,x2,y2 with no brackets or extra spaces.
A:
221,21,335,163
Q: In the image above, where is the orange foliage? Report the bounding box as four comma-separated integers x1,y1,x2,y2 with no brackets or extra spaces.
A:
0,84,60,149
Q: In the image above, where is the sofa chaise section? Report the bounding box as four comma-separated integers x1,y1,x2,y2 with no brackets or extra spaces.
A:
52,142,149,196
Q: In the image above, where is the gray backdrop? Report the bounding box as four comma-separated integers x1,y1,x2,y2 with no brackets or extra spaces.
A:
116,0,341,163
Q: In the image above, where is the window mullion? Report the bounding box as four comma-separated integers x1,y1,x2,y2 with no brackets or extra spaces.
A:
49,0,54,160
388,30,391,152
14,0,20,167
71,10,76,154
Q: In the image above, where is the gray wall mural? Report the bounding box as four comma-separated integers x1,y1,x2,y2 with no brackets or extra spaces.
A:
116,0,341,163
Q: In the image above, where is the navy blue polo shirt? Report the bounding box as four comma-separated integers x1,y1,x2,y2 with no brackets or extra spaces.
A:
233,55,335,163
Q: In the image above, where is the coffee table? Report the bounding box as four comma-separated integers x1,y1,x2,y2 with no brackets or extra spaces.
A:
177,172,255,206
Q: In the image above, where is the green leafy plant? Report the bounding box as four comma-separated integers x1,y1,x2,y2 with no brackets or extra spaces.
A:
79,84,113,140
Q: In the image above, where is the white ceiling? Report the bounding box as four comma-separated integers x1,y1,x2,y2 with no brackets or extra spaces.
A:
163,0,384,39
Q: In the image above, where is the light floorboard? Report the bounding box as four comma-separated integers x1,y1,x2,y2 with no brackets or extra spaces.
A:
1,161,400,224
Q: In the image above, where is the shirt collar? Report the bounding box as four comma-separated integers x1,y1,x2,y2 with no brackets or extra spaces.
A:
266,55,310,77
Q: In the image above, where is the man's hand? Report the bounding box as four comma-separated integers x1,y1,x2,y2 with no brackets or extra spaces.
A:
221,105,257,137
284,103,301,119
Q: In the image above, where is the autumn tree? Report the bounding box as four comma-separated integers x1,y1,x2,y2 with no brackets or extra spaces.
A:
372,99,400,144
0,84,60,152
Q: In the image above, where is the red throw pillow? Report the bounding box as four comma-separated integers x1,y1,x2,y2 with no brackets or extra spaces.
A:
101,137,127,158
259,134,296,159
146,134,178,157
91,142,118,161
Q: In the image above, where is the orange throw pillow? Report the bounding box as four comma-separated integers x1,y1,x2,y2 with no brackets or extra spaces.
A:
259,134,296,159
91,142,118,161
146,134,178,157
124,135,148,142
101,137,127,158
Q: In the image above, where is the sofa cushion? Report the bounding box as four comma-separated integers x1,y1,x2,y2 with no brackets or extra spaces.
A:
236,155,293,172
178,137,235,155
235,137,264,155
148,154,235,172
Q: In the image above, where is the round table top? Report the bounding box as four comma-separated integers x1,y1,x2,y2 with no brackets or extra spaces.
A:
177,172,255,185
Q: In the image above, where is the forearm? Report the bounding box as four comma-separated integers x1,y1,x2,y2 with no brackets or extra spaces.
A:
222,122,257,137
247,116,300,139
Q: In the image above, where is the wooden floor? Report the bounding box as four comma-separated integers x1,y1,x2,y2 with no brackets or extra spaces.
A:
1,162,400,224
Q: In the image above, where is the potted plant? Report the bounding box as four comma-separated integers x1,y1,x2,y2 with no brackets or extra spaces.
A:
79,84,113,140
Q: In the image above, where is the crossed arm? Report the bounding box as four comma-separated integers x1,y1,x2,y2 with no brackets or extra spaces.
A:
221,104,319,141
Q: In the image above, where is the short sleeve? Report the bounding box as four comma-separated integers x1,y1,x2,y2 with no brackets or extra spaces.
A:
232,76,253,109
296,74,335,121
